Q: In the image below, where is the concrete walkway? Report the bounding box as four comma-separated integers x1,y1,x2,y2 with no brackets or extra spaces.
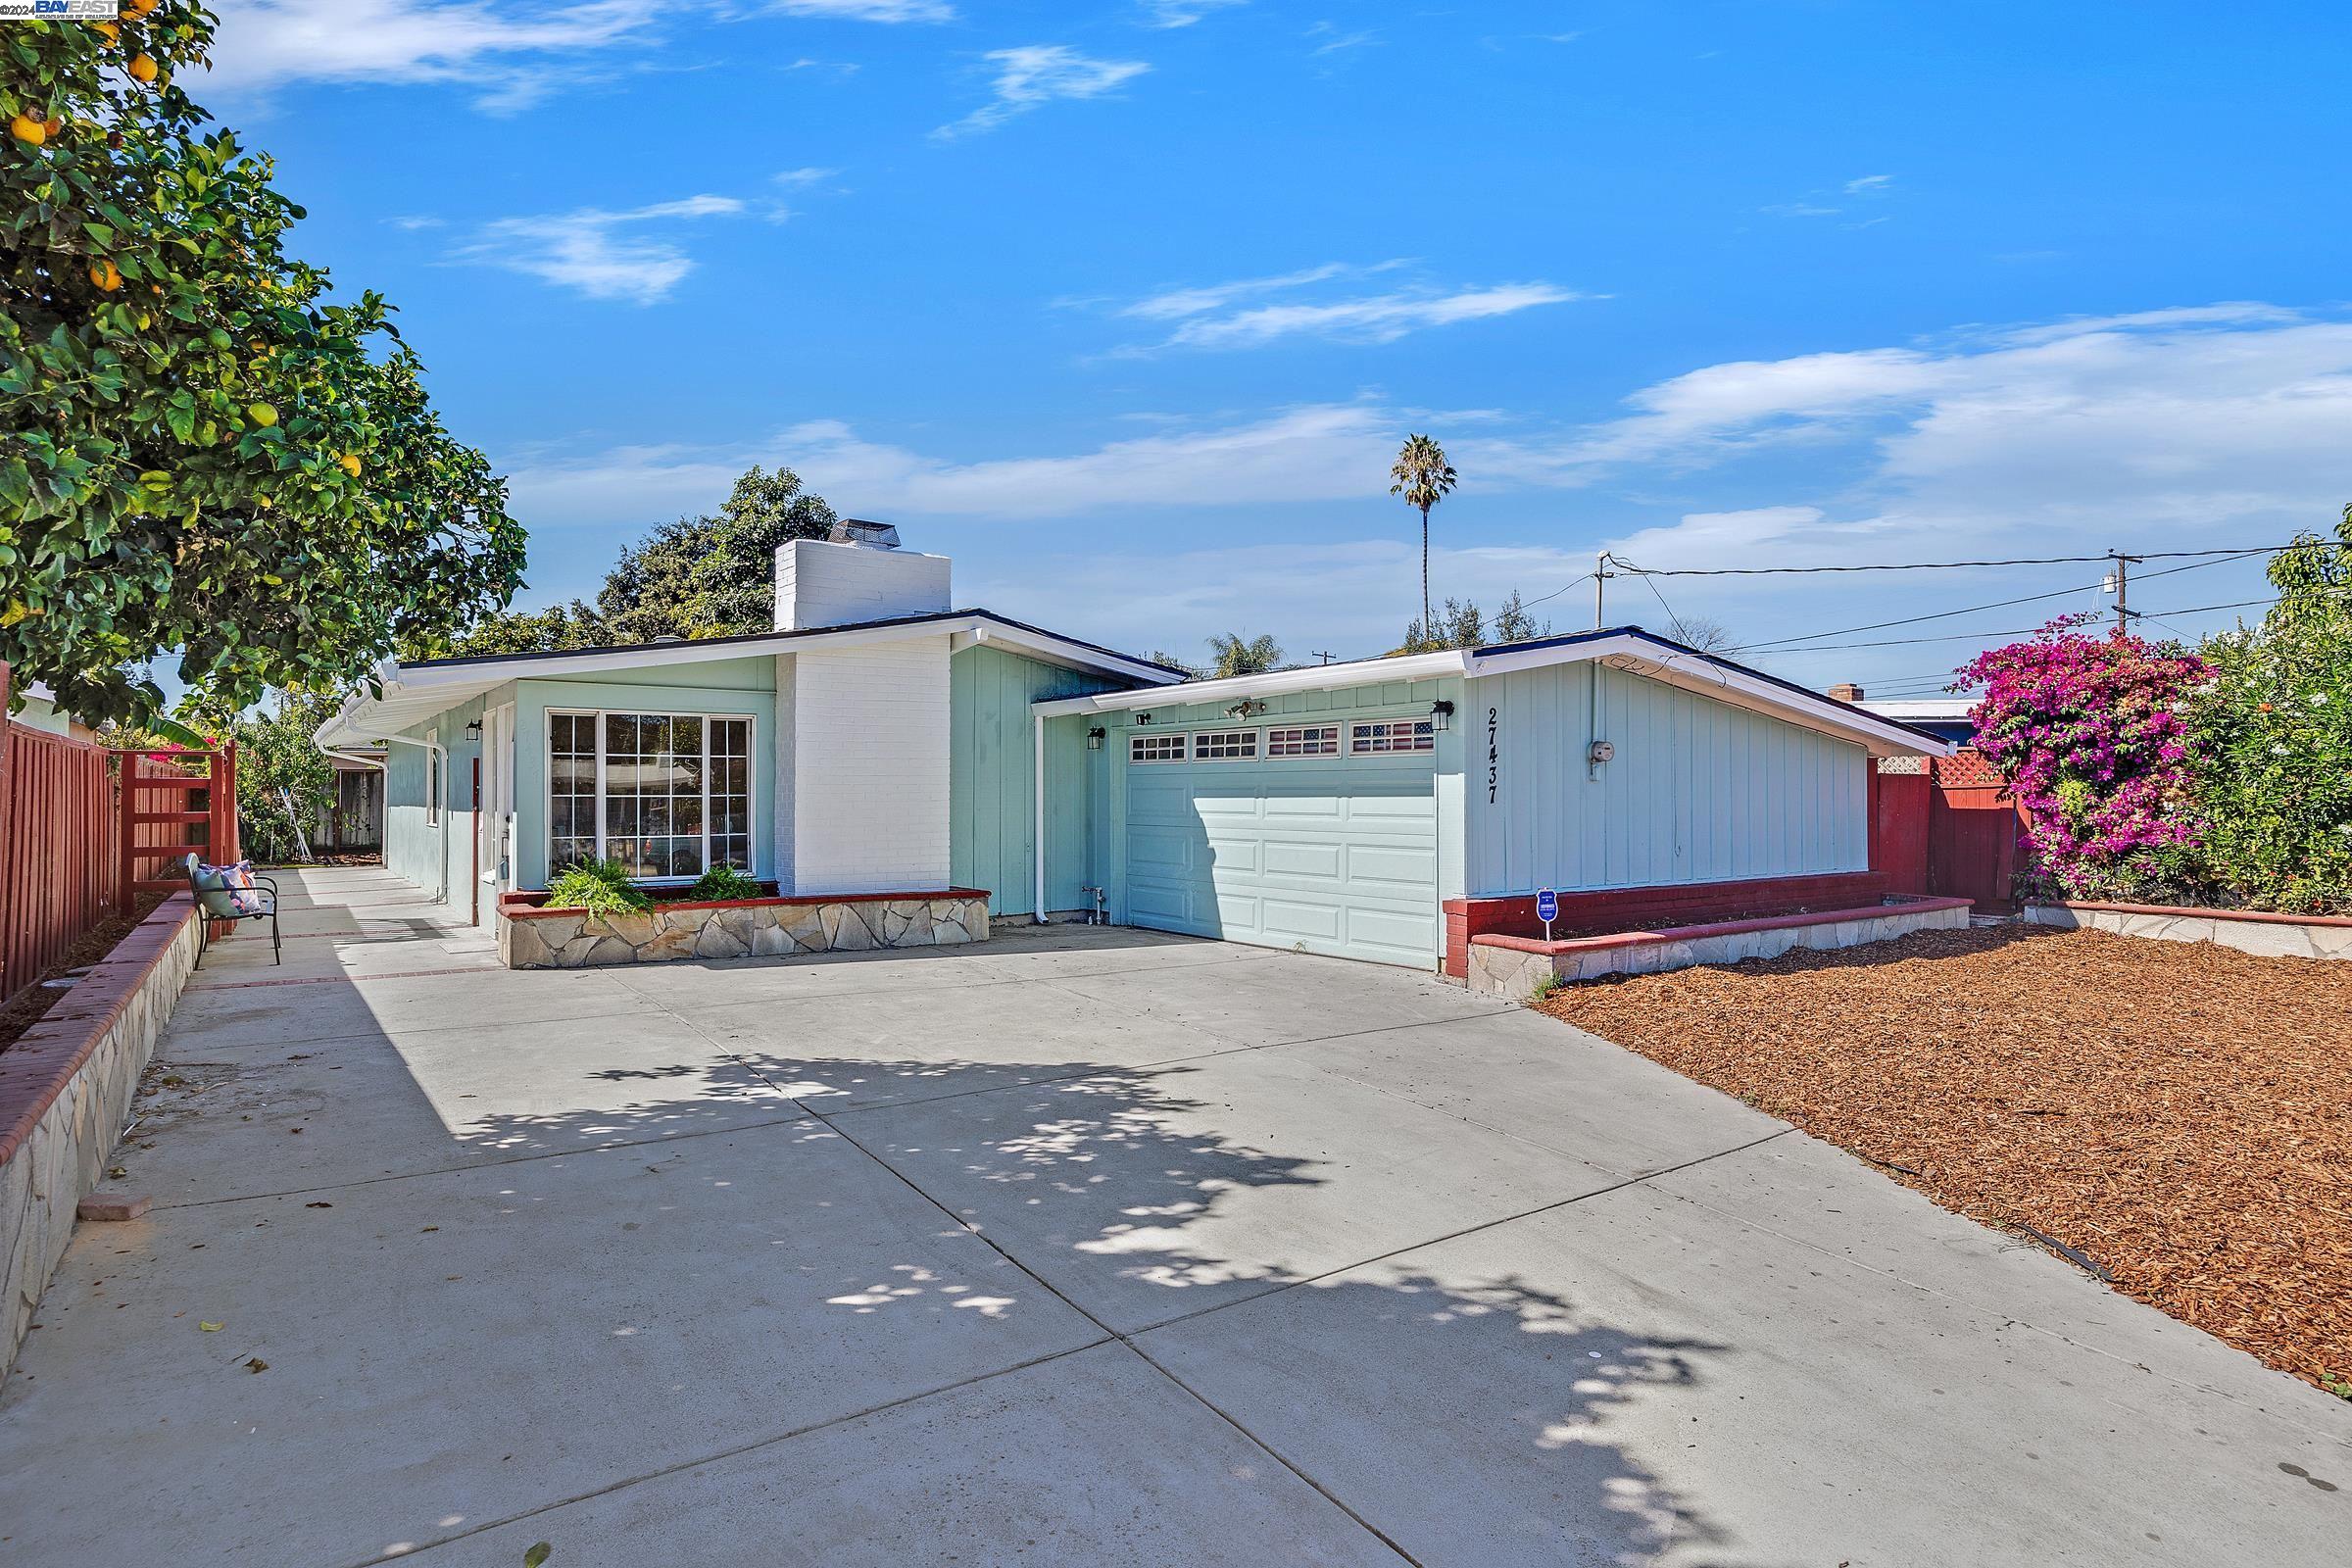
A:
1,866,2343,1566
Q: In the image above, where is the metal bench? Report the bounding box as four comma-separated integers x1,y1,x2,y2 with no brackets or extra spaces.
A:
183,853,281,966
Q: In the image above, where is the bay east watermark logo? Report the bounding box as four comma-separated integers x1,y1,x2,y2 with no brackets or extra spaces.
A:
0,1,121,19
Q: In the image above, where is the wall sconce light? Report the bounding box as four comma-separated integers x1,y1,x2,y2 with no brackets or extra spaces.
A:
1224,698,1268,720
1429,700,1455,732
464,718,483,738
1086,726,1105,751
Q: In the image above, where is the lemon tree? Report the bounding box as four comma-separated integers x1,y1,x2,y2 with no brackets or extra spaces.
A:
0,5,523,722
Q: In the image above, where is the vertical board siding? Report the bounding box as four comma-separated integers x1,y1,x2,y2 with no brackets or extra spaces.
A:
0,717,124,1004
949,645,1126,917
1465,662,1868,897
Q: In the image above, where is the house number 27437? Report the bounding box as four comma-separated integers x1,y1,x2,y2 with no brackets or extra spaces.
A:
1486,707,1499,804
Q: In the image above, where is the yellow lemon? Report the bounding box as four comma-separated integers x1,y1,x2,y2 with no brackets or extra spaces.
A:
88,259,122,292
126,54,159,84
338,453,363,477
247,402,278,427
10,114,44,148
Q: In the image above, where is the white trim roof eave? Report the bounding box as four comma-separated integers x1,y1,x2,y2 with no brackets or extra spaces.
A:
312,612,1183,753
1033,629,1952,759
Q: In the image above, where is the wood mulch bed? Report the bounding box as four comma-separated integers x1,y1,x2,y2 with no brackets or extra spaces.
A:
1536,923,2352,1398
0,894,169,1057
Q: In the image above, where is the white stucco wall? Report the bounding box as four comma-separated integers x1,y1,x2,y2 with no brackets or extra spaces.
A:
788,636,953,893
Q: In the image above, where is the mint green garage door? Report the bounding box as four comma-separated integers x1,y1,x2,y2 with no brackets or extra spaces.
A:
1122,730,1441,968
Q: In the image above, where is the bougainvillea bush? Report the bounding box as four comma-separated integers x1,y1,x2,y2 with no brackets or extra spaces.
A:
1955,614,2207,902
2177,519,2352,913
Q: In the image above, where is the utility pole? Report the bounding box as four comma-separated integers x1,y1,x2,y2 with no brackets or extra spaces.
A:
1592,552,1615,630
1311,651,1334,665
2104,550,2141,631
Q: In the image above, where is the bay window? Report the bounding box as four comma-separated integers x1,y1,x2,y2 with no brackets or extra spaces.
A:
547,710,754,881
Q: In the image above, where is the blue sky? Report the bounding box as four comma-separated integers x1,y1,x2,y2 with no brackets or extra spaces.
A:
196,0,2351,699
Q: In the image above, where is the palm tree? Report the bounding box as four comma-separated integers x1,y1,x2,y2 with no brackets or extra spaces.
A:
1206,632,1282,677
1390,434,1457,638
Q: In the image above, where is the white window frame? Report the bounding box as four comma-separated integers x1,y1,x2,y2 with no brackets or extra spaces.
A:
1193,729,1259,761
1348,718,1435,755
1129,732,1189,763
544,708,759,883
1264,724,1341,758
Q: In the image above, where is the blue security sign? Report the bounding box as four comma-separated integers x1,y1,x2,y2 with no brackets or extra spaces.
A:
1536,888,1558,924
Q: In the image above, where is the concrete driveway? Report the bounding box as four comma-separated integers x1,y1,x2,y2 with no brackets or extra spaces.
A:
1,867,2343,1566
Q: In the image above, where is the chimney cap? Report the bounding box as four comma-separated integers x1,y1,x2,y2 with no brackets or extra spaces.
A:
829,517,901,550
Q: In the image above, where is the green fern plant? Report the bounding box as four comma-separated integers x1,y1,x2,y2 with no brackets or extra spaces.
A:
545,858,652,915
687,864,761,902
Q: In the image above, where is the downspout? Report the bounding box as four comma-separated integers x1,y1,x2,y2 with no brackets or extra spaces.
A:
1032,710,1048,924
375,733,450,904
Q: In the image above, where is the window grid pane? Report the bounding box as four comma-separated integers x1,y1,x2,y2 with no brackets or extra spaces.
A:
1129,733,1187,763
1194,729,1258,761
556,710,753,882
548,711,599,873
1265,724,1340,758
1348,719,1435,755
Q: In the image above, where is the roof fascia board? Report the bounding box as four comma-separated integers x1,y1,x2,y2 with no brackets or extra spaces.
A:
1033,651,1471,717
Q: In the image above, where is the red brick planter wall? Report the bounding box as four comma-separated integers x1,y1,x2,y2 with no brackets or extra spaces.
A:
1442,870,1892,979
2,894,201,1370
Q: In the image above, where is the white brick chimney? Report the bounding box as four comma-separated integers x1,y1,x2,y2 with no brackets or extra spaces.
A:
769,522,956,895
774,530,952,631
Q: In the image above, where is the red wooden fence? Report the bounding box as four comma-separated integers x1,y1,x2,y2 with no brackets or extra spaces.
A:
0,661,242,1004
117,744,238,911
0,669,125,1004
1868,750,2030,911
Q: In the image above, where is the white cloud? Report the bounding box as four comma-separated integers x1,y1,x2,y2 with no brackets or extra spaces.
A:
772,167,841,187
1166,283,1584,350
205,0,649,108
1106,263,1584,351
761,0,954,19
1762,201,1840,219
934,45,1151,139
385,215,444,230
1120,262,1370,320
505,403,1400,529
456,195,746,305
1139,0,1245,25
1505,304,2352,567
1843,173,1894,194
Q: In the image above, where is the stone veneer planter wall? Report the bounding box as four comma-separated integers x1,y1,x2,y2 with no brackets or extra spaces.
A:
498,889,991,969
1,894,201,1372
2025,900,2352,961
1468,896,1974,1001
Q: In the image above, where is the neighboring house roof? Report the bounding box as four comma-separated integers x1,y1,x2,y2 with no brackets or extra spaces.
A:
314,609,1185,750
1859,697,1979,746
1035,626,1954,759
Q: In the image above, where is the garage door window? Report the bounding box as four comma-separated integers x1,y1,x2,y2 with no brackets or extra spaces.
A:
1194,729,1259,760
1349,719,1435,755
1265,724,1340,757
1130,733,1187,763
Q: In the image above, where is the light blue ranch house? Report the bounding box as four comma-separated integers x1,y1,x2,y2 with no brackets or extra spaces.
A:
317,523,1948,975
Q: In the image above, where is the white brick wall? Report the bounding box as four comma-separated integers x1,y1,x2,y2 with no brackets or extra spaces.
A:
774,539,952,631
788,637,953,893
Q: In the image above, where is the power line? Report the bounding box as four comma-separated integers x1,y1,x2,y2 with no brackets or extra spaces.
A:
1775,593,2312,654
1611,540,2334,578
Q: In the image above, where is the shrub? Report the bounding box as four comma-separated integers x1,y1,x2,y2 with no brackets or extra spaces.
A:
687,864,760,902
545,858,651,915
1955,614,2206,902
2177,521,2352,912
